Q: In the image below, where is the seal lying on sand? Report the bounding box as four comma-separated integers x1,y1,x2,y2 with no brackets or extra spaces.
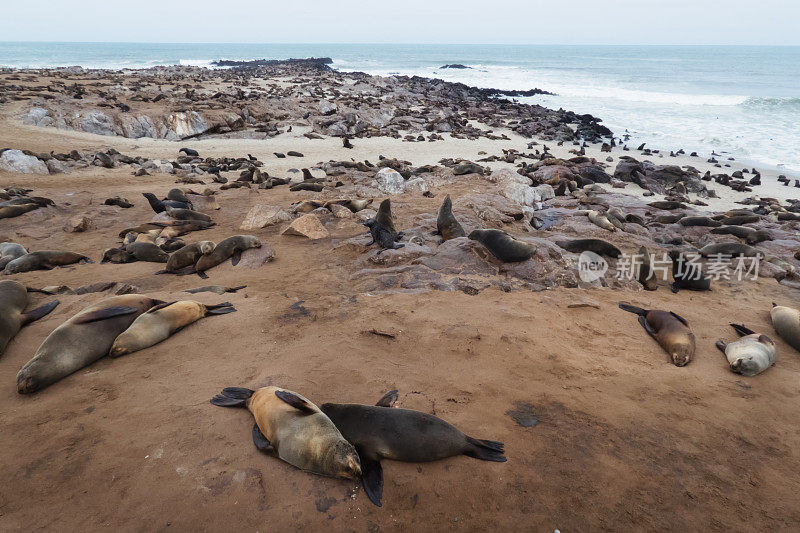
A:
619,303,695,366
16,295,163,393
0,280,59,356
163,241,215,273
716,324,775,376
320,390,506,507
0,242,28,270
363,199,404,252
469,229,534,262
669,250,711,293
3,251,91,274
770,303,800,352
210,386,362,479
108,301,235,357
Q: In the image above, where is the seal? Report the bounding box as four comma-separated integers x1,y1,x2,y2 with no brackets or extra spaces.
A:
651,213,685,224
699,242,762,258
770,303,800,352
3,251,91,274
142,193,188,213
719,214,760,225
163,241,215,273
320,391,506,507
16,295,163,393
0,242,28,270
715,323,775,376
435,195,465,241
587,210,616,231
669,249,711,293
124,242,169,263
619,303,695,366
363,199,404,252
195,235,262,272
108,301,235,357
179,147,199,157
184,285,247,295
101,247,135,264
648,201,686,210
469,229,534,262
555,239,621,258
636,246,658,290
165,206,212,223
0,204,39,219
679,216,721,227
210,386,362,479
0,280,59,356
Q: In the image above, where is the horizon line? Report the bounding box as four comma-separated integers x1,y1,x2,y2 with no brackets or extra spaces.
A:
2,41,800,47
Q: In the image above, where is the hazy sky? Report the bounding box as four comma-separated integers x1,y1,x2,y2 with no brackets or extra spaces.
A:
2,0,798,45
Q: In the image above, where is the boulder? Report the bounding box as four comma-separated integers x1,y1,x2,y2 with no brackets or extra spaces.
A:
0,150,49,174
240,204,293,230
82,111,117,136
23,107,54,127
63,215,94,233
281,214,330,239
375,167,405,194
46,158,70,174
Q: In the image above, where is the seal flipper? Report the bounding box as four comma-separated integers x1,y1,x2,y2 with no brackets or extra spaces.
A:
146,301,178,313
209,387,254,407
619,303,648,316
669,311,689,327
638,315,657,339
231,251,242,266
375,390,398,407
731,323,756,336
252,423,274,452
196,270,209,280
73,306,139,324
21,300,60,326
464,437,507,462
275,390,316,415
206,302,237,315
358,450,384,507
715,340,728,353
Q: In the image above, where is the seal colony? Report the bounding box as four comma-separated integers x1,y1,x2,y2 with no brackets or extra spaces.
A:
1,58,800,529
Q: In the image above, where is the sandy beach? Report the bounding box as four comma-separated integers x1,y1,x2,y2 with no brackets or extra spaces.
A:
1,60,800,531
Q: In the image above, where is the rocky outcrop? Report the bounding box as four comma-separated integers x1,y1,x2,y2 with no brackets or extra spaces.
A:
0,150,49,174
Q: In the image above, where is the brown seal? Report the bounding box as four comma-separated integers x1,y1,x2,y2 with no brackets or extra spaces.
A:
16,295,163,393
163,241,215,273
469,229,534,262
555,239,621,258
0,280,59,356
109,301,235,357
619,303,695,366
320,390,506,506
436,195,465,241
0,242,28,270
210,386,362,479
3,251,91,274
636,246,658,291
124,242,169,263
195,235,262,272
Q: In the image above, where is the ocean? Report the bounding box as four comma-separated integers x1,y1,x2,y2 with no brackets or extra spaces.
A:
1,42,798,172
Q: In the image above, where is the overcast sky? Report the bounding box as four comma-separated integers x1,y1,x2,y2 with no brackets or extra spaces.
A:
1,0,798,45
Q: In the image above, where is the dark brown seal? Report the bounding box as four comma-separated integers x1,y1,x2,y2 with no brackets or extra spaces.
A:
0,280,59,356
363,199,404,252
469,229,534,262
320,391,505,506
194,235,262,272
619,303,695,366
436,195,465,241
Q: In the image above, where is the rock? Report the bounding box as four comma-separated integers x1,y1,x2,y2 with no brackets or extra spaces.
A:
328,203,353,218
63,215,94,233
375,167,405,194
0,150,49,174
215,244,275,270
404,177,429,193
240,204,293,230
490,168,550,208
46,158,71,174
356,209,377,222
281,214,330,239
82,111,117,136
318,100,338,116
23,107,54,127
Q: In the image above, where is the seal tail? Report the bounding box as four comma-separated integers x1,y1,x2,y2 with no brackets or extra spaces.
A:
618,303,648,316
730,323,756,337
464,437,507,462
21,300,60,326
210,387,254,407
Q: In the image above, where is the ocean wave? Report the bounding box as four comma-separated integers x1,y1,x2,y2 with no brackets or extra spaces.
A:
742,96,800,110
179,59,215,68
